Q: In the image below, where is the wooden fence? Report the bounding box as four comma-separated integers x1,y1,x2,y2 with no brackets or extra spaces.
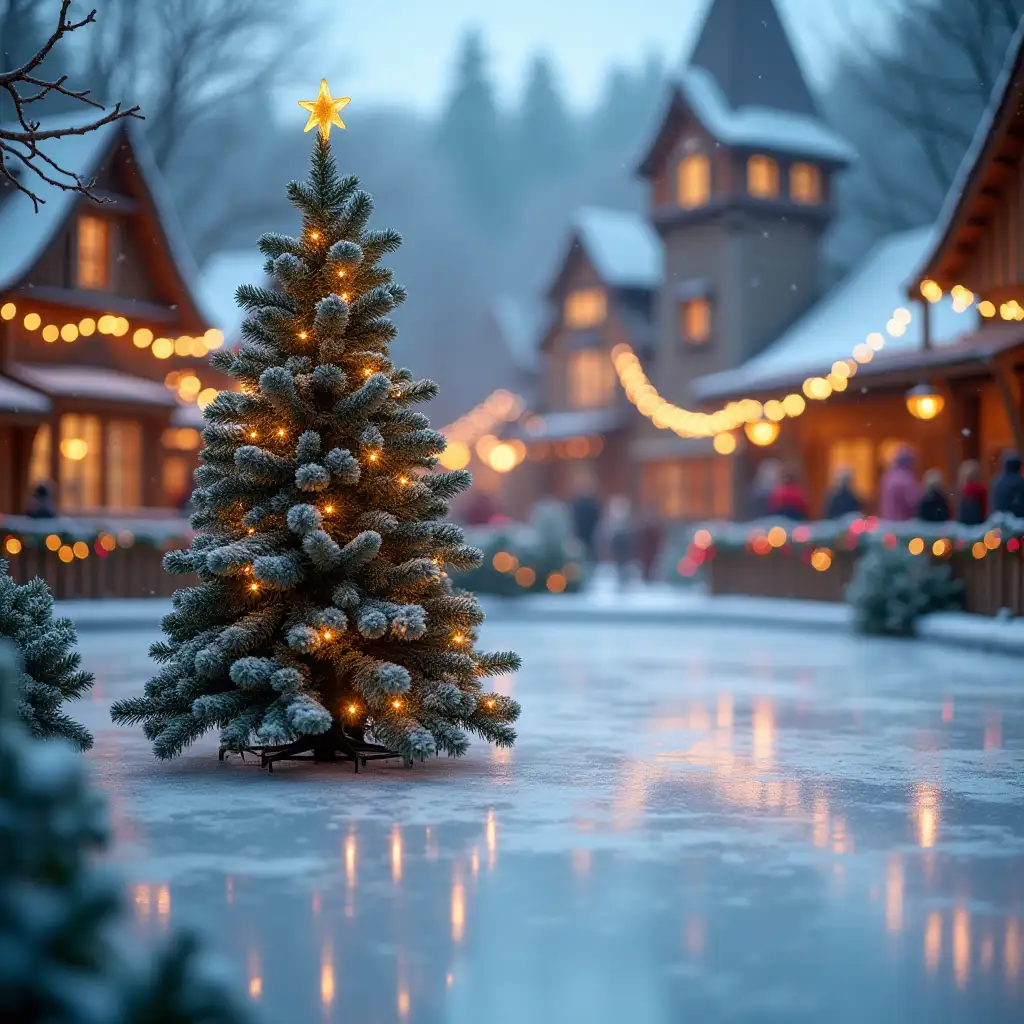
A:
706,547,1024,617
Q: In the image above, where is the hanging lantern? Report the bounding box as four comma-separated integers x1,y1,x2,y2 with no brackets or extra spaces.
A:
905,383,945,421
744,419,780,447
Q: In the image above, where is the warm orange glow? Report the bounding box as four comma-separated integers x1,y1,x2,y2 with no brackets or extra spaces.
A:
368,452,378,462
345,833,356,889
486,809,497,870
23,312,40,331
908,537,925,555
485,698,495,709
45,534,62,552
487,442,518,473
1007,916,1021,984
249,583,259,592
492,551,517,573
712,433,736,455
156,885,171,918
885,856,904,932
514,566,536,588
752,698,774,764
438,440,471,470
546,572,567,593
767,526,787,548
925,911,942,971
919,279,943,303
323,631,332,641
276,428,286,438
299,331,308,340
391,826,402,882
320,954,334,1006
392,699,402,710
0,302,14,320
906,385,945,421
323,505,334,513
812,794,830,849
72,541,89,560
915,783,940,848
745,419,780,446
452,633,465,644
451,875,465,942
4,537,22,555
811,548,833,572
953,906,970,989
58,545,74,564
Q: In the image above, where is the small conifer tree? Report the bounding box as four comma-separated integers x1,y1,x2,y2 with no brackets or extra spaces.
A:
112,89,521,764
0,558,93,750
0,642,249,1024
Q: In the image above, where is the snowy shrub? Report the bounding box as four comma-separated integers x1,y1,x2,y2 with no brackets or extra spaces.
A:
0,558,93,749
457,504,586,596
846,547,963,636
0,641,250,1024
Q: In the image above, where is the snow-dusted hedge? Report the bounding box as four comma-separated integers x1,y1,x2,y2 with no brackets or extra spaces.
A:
455,501,587,596
847,546,963,636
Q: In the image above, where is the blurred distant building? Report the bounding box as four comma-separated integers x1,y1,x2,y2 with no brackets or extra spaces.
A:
0,115,228,518
487,0,1024,520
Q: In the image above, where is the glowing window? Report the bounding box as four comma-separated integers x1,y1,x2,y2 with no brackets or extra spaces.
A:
162,456,192,508
680,298,711,344
59,414,102,511
828,439,874,500
28,423,52,488
106,420,142,510
677,153,710,209
747,155,780,199
77,214,110,290
568,348,614,408
564,288,607,329
790,162,822,204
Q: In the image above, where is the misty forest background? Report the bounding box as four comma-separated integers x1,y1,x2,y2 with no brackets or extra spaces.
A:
2,0,1023,424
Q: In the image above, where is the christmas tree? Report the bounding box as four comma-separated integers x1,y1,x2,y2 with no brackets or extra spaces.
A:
0,641,249,1024
112,81,521,767
0,558,93,750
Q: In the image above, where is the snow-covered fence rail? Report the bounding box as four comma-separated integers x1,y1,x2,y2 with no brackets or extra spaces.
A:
686,514,1024,617
0,515,195,599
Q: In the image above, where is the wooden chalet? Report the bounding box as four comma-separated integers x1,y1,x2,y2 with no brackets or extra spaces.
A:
0,115,232,595
0,115,228,520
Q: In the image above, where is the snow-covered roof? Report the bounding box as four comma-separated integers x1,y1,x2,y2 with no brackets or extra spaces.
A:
0,374,50,414
910,17,1024,288
679,67,856,165
198,247,270,340
0,114,210,328
11,364,177,406
517,407,626,442
573,207,663,290
492,296,544,373
0,115,116,291
693,225,968,399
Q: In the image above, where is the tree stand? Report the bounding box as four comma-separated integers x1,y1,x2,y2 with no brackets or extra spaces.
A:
221,722,405,773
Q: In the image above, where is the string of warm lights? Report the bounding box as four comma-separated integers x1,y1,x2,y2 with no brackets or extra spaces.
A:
612,277,1007,455
678,518,1023,578
0,300,226,410
438,390,525,470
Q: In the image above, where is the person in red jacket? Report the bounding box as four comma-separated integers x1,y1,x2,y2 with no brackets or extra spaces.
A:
768,466,809,521
956,459,988,525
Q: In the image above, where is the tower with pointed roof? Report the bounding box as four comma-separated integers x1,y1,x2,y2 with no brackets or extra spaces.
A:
632,0,853,516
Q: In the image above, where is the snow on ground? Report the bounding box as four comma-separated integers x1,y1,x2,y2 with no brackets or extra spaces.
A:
74,619,1023,1024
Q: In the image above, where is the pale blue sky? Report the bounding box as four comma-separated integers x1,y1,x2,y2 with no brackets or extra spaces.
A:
304,0,893,115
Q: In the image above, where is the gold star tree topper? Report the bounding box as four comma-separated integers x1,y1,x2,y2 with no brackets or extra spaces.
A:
298,79,351,139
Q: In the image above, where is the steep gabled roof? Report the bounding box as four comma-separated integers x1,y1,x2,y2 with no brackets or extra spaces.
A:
0,114,210,328
491,295,545,374
547,207,662,297
638,0,852,177
689,0,820,118
910,17,1024,290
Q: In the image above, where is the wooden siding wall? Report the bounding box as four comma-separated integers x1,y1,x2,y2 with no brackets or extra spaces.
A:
959,155,1024,296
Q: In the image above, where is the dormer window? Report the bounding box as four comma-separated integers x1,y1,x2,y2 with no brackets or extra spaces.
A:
680,297,711,345
564,287,606,329
747,155,779,199
790,162,822,204
568,348,614,408
677,153,710,209
77,214,110,290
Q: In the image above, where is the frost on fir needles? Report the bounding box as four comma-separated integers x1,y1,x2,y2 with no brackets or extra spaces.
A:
111,136,521,761
0,558,93,750
0,642,249,1024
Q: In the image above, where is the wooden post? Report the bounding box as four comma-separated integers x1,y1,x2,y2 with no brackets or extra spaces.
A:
994,355,1024,451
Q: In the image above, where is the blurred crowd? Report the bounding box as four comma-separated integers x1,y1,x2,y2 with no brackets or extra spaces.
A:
750,449,1024,525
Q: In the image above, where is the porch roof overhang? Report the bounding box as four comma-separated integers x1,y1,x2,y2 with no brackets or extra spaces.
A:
10,363,178,408
0,374,51,416
695,324,1024,402
515,407,627,443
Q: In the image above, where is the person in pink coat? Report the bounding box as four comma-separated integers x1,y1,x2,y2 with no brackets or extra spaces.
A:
880,446,921,521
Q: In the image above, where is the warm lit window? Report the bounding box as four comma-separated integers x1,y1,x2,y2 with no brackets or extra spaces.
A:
59,414,102,511
829,439,874,499
28,423,52,488
162,456,192,508
564,288,607,329
680,298,711,344
77,214,110,289
712,458,733,518
568,348,614,408
747,155,779,199
677,153,710,209
789,162,822,204
106,420,142,510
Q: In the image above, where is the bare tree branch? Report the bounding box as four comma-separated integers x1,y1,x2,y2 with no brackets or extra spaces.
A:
0,0,142,211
